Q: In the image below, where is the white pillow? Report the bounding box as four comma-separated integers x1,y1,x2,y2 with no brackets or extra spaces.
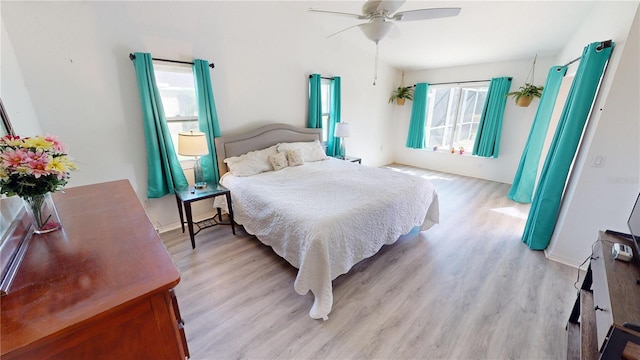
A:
268,152,289,171
276,140,328,162
286,149,304,167
224,145,277,176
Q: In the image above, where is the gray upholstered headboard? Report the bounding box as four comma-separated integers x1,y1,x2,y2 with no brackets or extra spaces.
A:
214,123,322,177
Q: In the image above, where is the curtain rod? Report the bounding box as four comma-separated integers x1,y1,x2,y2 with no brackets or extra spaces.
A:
412,78,506,87
128,53,214,68
563,57,581,67
562,39,613,67
308,75,335,80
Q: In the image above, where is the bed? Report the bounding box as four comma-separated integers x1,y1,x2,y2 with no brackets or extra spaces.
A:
214,123,439,320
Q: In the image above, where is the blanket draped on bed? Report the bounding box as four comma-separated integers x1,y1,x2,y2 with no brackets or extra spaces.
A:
220,159,439,320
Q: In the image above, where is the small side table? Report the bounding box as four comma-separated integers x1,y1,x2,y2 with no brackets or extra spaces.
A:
341,155,362,164
174,183,235,249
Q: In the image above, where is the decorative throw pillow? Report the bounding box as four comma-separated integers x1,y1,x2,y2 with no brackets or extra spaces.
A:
224,145,278,176
286,149,304,167
276,140,328,162
268,152,289,171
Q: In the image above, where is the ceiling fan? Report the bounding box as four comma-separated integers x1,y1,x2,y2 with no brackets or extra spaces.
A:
308,0,461,44
308,0,461,85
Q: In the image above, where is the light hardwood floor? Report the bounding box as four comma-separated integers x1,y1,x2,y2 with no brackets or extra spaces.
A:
161,164,578,360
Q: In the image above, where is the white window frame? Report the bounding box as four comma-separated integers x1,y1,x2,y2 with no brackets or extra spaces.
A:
153,62,199,163
320,78,331,143
424,82,489,153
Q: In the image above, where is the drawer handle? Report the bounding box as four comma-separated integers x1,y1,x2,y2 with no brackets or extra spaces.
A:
594,305,605,312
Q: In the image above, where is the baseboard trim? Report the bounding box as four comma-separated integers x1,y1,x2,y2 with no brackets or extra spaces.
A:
545,250,588,270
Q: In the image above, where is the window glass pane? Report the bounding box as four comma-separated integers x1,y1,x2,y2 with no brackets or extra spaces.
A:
425,82,489,151
451,85,488,149
154,63,198,119
321,115,329,142
321,79,331,114
431,89,450,128
153,62,199,162
320,78,331,142
429,128,445,147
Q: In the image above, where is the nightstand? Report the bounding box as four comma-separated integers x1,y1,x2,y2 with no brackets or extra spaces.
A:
174,183,235,249
335,155,361,164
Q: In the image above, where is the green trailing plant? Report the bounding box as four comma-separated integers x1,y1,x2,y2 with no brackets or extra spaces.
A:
506,83,544,106
508,54,544,107
388,86,414,104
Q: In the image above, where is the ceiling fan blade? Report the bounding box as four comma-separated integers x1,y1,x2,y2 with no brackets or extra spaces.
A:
307,8,367,20
362,0,405,16
393,7,461,21
327,23,363,39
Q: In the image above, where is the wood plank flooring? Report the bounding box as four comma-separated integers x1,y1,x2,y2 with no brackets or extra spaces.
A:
160,164,578,360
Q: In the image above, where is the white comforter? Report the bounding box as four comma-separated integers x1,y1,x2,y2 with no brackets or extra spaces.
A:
220,159,439,320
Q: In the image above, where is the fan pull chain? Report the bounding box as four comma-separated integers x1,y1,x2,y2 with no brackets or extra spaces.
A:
373,41,379,86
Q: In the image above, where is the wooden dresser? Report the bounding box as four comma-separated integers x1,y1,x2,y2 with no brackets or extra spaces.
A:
1,180,189,359
567,231,640,360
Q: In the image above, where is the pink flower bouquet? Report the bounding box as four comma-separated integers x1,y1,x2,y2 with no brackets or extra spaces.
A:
0,135,76,232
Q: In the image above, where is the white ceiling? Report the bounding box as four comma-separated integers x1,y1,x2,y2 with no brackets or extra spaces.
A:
290,0,599,70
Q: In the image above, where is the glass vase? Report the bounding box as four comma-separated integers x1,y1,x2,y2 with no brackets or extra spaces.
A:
22,193,62,234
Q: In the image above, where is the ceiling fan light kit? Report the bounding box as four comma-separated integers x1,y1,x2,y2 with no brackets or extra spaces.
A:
360,19,394,43
309,0,461,85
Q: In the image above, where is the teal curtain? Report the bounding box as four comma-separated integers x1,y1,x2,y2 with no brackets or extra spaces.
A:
509,66,567,203
472,77,512,157
406,83,429,149
308,74,322,129
523,41,614,250
326,76,342,157
132,52,188,198
193,59,222,183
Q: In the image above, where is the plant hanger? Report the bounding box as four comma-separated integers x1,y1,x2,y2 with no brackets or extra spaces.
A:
524,54,538,85
507,54,544,107
388,72,414,105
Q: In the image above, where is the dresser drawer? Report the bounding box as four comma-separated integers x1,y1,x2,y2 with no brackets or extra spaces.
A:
170,288,190,359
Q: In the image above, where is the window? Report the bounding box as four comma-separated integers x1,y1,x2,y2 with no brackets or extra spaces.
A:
153,62,198,161
320,78,331,142
425,82,489,151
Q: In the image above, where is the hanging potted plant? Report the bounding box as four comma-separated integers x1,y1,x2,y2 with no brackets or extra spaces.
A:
508,54,544,107
507,83,544,107
388,86,414,106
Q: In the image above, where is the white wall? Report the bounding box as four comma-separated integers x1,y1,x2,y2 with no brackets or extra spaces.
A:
392,56,557,184
546,3,640,267
1,1,398,231
1,21,41,135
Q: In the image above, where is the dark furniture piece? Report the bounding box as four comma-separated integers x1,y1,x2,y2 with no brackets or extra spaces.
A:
0,180,189,359
343,155,362,164
174,183,235,249
567,231,640,360
333,155,361,163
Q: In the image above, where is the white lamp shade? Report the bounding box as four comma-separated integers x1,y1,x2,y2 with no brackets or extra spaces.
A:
178,131,209,156
334,122,351,138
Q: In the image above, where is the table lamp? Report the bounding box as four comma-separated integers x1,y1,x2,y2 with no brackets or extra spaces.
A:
334,122,351,159
178,130,209,189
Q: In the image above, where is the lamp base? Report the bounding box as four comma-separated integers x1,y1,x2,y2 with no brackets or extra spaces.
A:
193,156,207,189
